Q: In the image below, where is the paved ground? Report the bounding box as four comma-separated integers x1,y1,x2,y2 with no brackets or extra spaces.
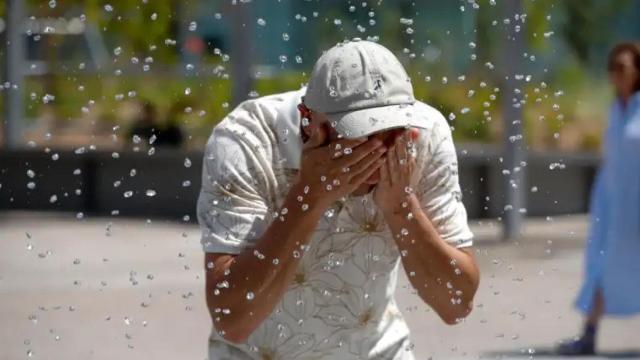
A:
1,211,638,360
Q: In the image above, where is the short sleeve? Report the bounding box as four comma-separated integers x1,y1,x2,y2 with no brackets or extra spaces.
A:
412,116,474,248
196,116,274,254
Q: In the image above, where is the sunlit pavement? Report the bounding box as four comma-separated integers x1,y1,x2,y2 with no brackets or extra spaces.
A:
1,211,638,360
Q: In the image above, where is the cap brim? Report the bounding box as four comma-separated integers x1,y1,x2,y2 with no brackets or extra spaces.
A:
326,103,431,139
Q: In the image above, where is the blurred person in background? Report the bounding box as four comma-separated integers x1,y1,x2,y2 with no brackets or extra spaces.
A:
127,100,184,148
197,39,480,359
557,42,640,355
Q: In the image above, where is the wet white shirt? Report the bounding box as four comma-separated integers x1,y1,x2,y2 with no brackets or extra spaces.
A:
197,87,473,360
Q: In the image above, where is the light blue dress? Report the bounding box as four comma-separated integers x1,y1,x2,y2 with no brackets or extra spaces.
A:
575,91,640,315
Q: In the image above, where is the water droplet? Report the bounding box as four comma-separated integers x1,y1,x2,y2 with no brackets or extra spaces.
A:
508,134,523,143
145,189,156,197
257,18,266,26
400,18,413,25
324,208,335,218
246,292,255,300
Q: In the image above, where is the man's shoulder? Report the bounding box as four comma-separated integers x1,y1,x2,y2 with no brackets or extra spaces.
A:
213,88,304,133
256,87,306,105
205,88,305,157
235,87,305,116
413,99,448,128
411,99,451,143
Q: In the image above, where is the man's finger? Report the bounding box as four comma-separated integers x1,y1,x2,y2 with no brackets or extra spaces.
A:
329,136,369,159
397,130,409,167
334,138,384,167
387,144,397,185
347,146,387,180
349,158,384,186
337,136,369,148
378,155,390,186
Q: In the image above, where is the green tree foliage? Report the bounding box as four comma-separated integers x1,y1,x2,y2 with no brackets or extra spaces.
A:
561,0,631,64
84,0,178,63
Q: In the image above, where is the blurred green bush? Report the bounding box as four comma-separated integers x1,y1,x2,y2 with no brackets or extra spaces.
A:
20,66,610,152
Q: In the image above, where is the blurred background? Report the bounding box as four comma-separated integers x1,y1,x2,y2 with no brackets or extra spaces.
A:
3,0,640,219
1,0,639,359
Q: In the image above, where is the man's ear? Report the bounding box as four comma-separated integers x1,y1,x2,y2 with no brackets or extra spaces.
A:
410,128,420,141
297,103,314,142
302,118,330,150
300,117,314,142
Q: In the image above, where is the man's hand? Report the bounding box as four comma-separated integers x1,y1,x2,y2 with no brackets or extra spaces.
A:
374,127,480,324
373,128,420,215
298,121,388,211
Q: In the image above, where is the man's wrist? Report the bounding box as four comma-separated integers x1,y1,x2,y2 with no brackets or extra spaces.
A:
383,193,420,219
287,181,330,217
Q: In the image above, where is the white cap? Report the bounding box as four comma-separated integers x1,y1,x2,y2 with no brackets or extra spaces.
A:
303,39,430,138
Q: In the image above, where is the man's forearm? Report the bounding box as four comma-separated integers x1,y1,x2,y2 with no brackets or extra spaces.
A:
207,182,327,341
383,193,479,322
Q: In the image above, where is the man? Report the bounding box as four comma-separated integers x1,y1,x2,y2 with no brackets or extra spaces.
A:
197,39,480,359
